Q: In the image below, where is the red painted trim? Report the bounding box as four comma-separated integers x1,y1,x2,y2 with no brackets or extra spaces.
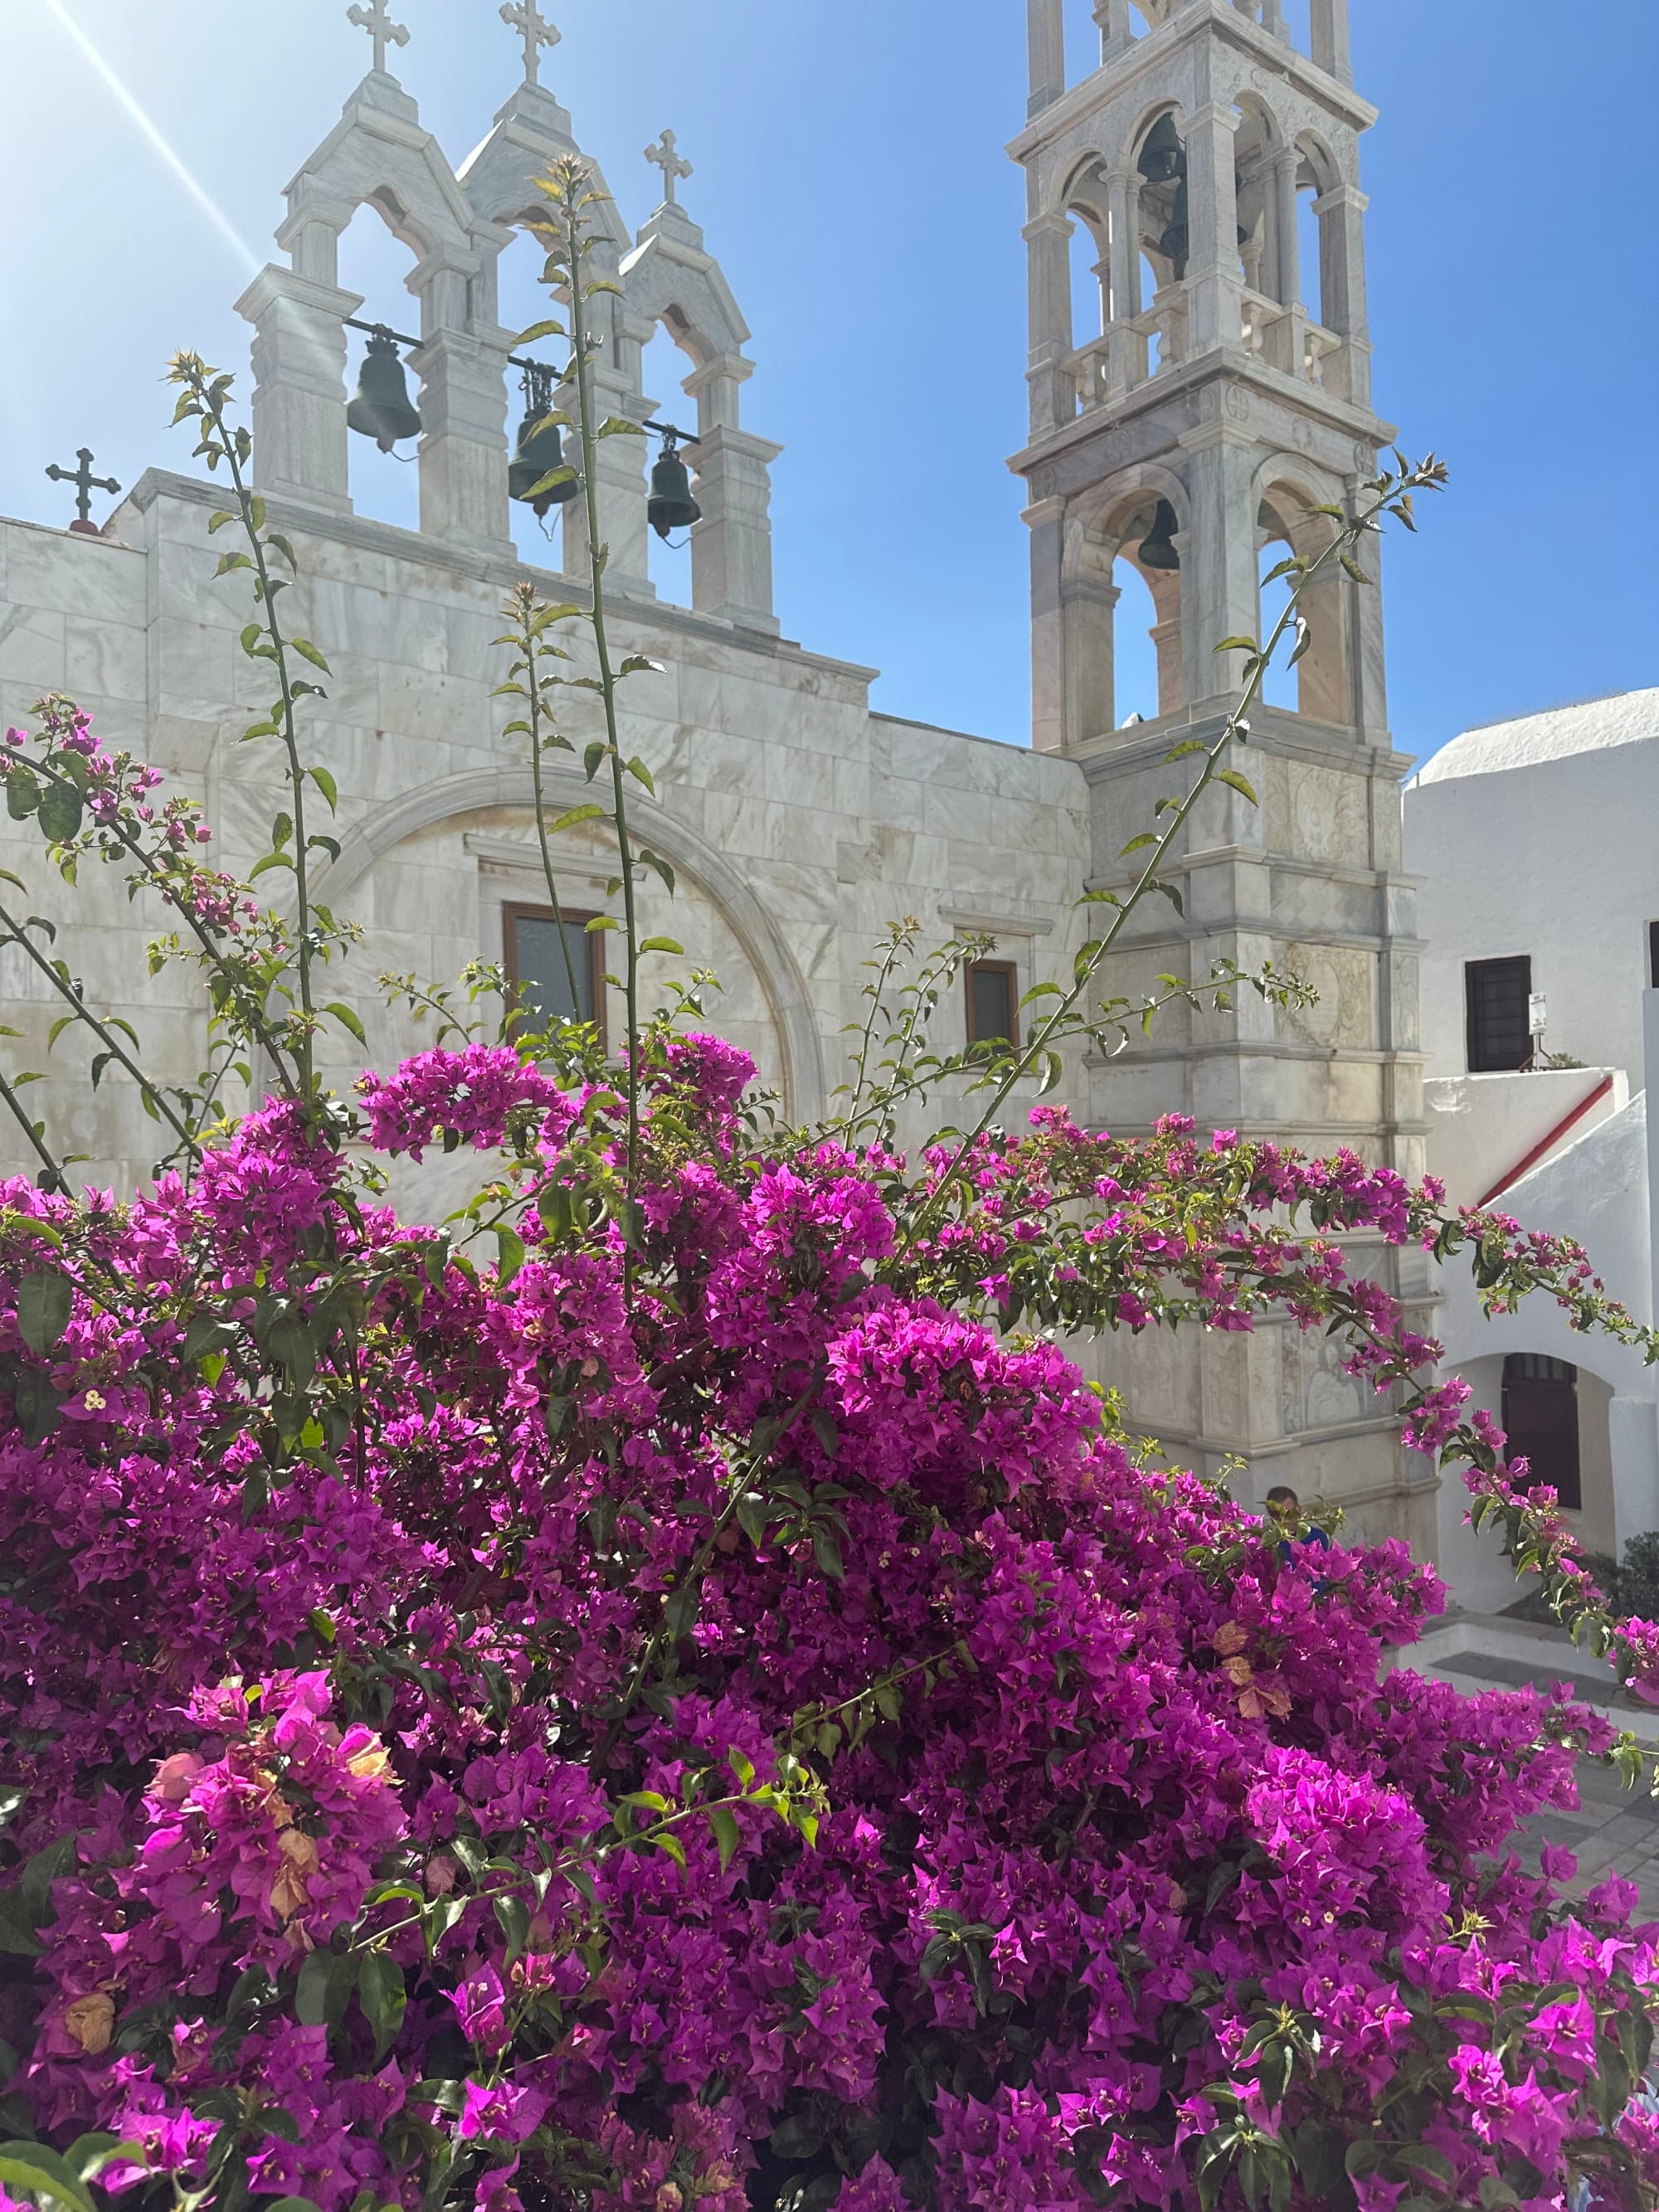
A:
1477,1076,1615,1209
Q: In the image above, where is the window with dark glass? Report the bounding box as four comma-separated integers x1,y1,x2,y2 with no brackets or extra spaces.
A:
1502,1353,1581,1511
1648,920,1659,989
1465,955,1533,1073
966,959,1019,1051
504,903,605,1039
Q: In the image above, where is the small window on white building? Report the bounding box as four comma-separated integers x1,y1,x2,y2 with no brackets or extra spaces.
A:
1465,955,1532,1073
1648,920,1659,989
504,903,606,1043
966,960,1019,1053
1502,1354,1581,1512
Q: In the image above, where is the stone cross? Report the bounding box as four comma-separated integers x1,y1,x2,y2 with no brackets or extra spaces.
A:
644,129,693,206
347,0,410,75
45,448,119,531
500,0,560,86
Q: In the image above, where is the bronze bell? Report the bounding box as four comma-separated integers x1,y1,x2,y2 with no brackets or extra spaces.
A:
347,328,421,453
509,369,579,516
1136,500,1181,571
647,435,700,540
1137,113,1185,187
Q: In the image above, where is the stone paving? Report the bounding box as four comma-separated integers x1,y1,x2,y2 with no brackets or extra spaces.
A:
1427,1642,1659,1920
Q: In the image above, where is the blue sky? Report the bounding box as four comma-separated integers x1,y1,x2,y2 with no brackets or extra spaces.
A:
2,0,1655,767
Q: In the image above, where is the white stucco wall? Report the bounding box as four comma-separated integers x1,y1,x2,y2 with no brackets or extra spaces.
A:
1425,1067,1627,1211
1406,698,1659,1086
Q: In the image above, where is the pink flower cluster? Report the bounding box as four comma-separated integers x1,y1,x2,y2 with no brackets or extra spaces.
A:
0,1046,1655,2212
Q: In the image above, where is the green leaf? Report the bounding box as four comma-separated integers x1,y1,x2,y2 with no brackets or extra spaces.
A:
513,318,567,346
357,1952,406,2062
494,1226,527,1287
309,765,338,812
215,551,254,577
36,782,84,843
325,1002,367,1047
6,769,41,821
265,1310,315,1390
0,2146,97,2212
289,638,332,674
1213,634,1259,654
551,803,607,834
1216,769,1259,805
637,936,684,957
294,1949,353,2029
17,1270,73,1358
639,848,676,897
707,1803,741,1874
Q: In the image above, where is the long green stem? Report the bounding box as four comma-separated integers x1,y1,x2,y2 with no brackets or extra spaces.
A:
903,484,1404,1252
519,597,584,1021
563,184,643,1265
0,1060,68,1192
191,373,317,1092
0,903,202,1159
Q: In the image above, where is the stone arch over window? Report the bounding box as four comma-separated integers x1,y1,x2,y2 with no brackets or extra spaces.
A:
315,765,829,1124
1253,460,1350,726
1061,469,1190,739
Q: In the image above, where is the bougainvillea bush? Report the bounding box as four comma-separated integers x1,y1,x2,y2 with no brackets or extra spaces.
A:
4,174,1659,2212
3,1028,1659,2212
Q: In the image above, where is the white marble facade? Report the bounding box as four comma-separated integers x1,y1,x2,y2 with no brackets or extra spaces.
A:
0,1,1433,1553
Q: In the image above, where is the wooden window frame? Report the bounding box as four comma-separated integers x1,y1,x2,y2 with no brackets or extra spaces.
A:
503,902,607,1046
965,957,1020,1051
1464,953,1533,1074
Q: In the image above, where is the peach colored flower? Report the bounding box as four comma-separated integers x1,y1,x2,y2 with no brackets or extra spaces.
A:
63,1993,114,2055
347,1736,392,1780
269,1826,320,1919
149,1752,204,1805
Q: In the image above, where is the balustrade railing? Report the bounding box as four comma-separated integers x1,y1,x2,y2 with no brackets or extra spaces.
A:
1062,284,1345,424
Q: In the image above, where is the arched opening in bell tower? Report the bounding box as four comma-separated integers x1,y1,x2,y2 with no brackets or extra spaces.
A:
1257,479,1350,725
338,200,426,534
639,318,698,610
1061,491,1188,741
1109,557,1163,728
497,222,575,573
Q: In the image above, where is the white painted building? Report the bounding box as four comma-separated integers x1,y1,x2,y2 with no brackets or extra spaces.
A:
1407,696,1659,1605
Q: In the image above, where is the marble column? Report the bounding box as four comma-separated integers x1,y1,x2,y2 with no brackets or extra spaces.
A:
1272,148,1301,307
1316,183,1373,406
409,245,513,557
1183,102,1244,355
1311,0,1353,81
236,265,362,516
1024,211,1078,435
1028,0,1065,114
1027,497,1068,753
684,354,781,635
1095,0,1133,63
